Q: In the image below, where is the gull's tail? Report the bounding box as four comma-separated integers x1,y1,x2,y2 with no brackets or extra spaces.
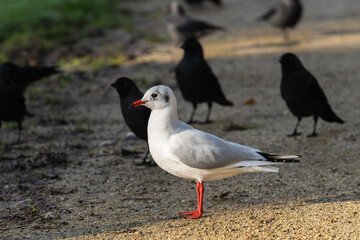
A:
257,152,301,163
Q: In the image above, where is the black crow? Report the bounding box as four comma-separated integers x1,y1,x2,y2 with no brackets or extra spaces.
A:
175,38,233,123
167,1,225,45
257,0,302,38
279,53,344,137
0,62,60,92
111,77,153,166
0,82,32,143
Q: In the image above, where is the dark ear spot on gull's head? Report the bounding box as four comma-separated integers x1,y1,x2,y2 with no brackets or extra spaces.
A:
141,85,175,110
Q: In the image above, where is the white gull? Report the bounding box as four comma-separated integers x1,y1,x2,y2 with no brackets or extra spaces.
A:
130,85,300,219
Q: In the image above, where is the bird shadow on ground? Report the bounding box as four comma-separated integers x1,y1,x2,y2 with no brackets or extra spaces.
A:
321,29,360,36
305,193,360,204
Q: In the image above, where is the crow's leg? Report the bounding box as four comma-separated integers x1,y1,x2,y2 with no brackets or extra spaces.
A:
203,102,213,124
307,115,318,137
287,117,302,137
188,103,197,124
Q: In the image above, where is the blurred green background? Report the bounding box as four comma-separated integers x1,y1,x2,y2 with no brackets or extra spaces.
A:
0,0,131,64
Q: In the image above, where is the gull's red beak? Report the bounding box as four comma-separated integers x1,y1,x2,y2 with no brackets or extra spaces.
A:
129,100,147,108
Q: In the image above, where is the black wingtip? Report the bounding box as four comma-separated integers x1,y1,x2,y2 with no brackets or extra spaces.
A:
269,158,300,163
258,152,301,163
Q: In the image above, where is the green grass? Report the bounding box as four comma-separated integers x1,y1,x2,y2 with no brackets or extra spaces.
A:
0,0,132,62
27,198,38,213
58,54,126,71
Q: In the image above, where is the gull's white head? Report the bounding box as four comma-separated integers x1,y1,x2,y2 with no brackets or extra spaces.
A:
130,85,176,111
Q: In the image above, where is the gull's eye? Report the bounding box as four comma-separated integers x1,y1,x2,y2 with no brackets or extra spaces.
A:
151,93,158,98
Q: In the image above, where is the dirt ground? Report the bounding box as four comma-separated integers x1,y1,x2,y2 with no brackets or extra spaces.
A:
1,0,360,239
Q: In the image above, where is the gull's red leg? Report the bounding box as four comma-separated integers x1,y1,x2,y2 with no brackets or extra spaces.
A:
178,181,200,215
179,181,204,219
185,181,203,219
